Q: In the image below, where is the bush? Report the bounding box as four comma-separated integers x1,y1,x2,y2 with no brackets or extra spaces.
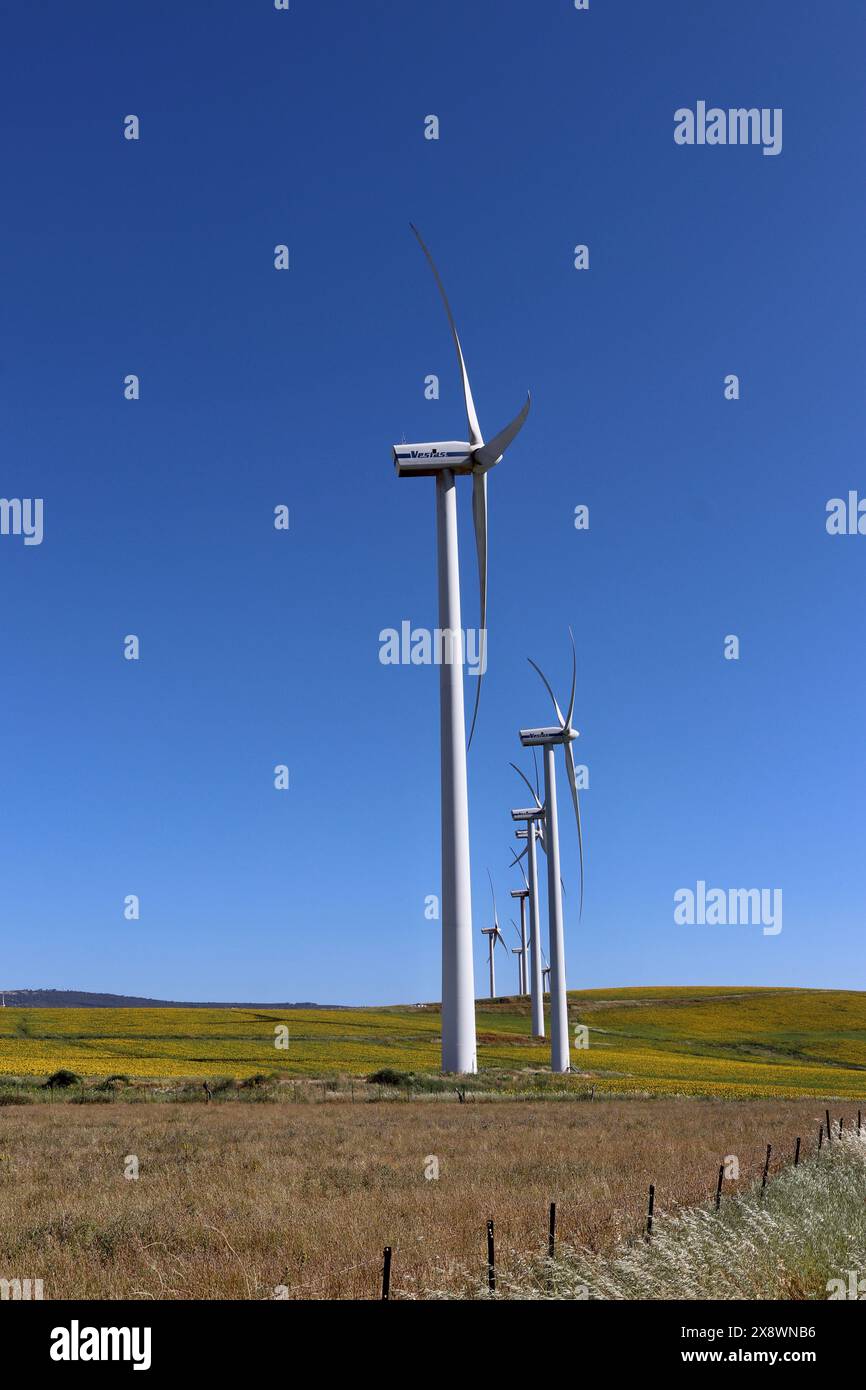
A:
96,1075,131,1092
44,1069,81,1089
366,1068,408,1087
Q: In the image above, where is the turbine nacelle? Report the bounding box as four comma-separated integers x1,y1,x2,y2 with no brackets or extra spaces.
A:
510,888,529,900
393,442,473,478
481,925,505,946
511,806,546,822
518,726,580,747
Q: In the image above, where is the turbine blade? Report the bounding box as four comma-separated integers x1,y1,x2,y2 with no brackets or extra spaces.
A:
509,760,542,810
473,393,530,470
466,470,487,751
528,657,566,728
565,626,577,730
505,846,529,888
409,224,482,448
563,741,585,920
487,867,499,930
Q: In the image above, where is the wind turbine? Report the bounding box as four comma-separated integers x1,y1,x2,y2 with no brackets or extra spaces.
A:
481,872,506,1000
393,226,530,1074
508,754,553,1040
510,919,527,994
518,631,585,1074
510,811,545,1037
509,889,529,997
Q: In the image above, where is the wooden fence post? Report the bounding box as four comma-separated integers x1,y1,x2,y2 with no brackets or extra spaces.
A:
715,1165,724,1209
548,1202,557,1260
826,1109,831,1141
762,1144,771,1190
381,1246,392,1301
487,1220,495,1294
794,1137,800,1167
818,1124,823,1150
645,1184,655,1241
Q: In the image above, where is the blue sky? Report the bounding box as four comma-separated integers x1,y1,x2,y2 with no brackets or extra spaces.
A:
1,0,864,1003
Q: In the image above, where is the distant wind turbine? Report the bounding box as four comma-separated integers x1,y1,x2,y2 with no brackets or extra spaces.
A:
509,892,529,996
519,630,585,1073
508,759,548,1039
393,226,530,1074
510,918,527,995
481,871,507,999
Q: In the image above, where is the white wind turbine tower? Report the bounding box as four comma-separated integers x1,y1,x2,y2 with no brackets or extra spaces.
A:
509,756,548,1040
510,937,523,994
393,226,530,1074
510,887,530,996
510,820,545,1036
510,919,527,995
518,631,585,1073
510,752,571,1038
481,872,506,1000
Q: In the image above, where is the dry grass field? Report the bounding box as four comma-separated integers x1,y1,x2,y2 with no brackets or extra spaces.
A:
0,1095,851,1300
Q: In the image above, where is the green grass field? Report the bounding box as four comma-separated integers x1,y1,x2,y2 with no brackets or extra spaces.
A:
1,986,864,1098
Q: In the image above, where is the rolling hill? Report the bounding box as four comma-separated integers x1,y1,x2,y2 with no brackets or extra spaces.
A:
0,986,864,1098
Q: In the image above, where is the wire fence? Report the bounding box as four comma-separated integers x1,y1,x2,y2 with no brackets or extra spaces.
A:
270,1109,864,1299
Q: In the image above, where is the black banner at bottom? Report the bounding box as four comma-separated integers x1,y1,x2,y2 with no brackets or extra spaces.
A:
2,1297,858,1375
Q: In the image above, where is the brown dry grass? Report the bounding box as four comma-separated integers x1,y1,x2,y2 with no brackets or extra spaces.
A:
0,1097,850,1300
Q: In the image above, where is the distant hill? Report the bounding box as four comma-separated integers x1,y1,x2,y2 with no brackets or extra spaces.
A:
0,989,331,1009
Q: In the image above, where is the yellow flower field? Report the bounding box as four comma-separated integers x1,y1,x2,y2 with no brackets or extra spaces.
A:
0,987,863,1097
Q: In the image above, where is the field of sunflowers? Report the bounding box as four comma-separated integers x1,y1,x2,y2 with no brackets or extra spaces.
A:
0,986,863,1097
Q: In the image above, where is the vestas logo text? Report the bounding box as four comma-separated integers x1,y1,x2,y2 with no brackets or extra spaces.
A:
50,1320,152,1371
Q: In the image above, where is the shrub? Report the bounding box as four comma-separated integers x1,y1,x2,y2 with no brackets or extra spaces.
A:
44,1070,81,1089
366,1068,408,1087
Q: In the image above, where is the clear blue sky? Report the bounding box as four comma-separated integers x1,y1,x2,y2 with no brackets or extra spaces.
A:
2,1,864,1004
